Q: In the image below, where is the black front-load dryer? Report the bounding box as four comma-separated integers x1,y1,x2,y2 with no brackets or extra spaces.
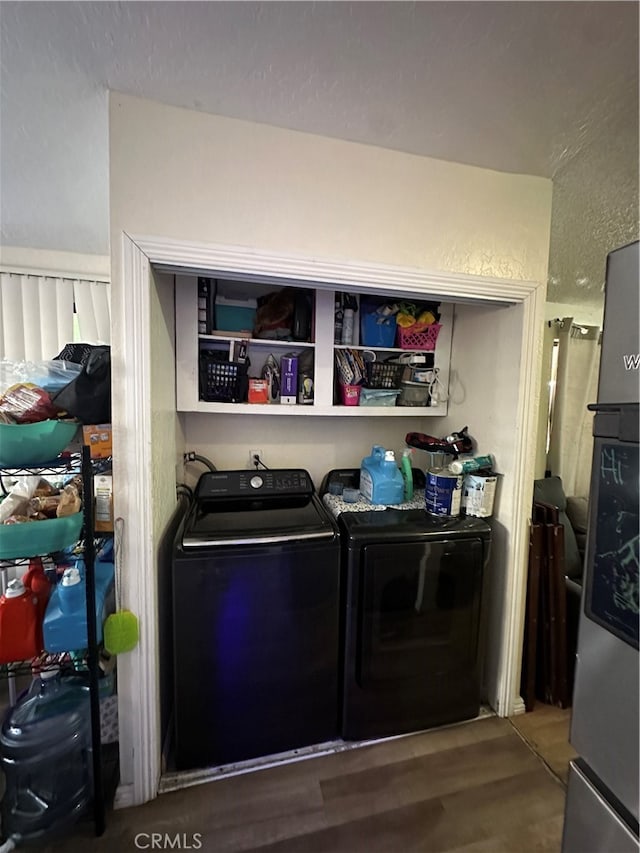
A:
171,469,340,770
337,508,491,741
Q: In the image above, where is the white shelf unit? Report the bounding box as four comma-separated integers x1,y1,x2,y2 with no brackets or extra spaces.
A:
175,275,452,416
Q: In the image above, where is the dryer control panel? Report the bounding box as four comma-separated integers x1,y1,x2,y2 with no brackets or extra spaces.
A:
195,469,313,499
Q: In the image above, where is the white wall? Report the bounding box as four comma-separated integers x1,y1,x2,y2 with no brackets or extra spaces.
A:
109,92,552,796
182,412,438,488
0,245,110,280
110,96,551,280
110,92,552,492
446,301,528,706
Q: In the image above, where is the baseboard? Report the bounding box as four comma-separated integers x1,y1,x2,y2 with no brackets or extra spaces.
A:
511,696,527,716
113,782,136,810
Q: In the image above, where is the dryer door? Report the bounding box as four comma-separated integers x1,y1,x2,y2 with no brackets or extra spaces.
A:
357,538,484,687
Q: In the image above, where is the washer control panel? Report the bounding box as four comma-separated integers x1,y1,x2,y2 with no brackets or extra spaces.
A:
195,469,313,498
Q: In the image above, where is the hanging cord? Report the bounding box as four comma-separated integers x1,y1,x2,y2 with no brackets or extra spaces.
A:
427,368,449,404
114,516,124,612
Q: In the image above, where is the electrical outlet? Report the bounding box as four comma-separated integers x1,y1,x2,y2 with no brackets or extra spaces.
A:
249,448,263,468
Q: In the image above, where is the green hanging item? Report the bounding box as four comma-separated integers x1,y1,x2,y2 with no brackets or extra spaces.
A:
103,517,139,655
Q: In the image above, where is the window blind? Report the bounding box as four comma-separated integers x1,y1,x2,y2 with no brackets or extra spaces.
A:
0,272,110,361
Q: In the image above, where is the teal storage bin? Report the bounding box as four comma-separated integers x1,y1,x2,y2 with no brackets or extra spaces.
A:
214,296,257,332
0,420,78,467
0,513,83,560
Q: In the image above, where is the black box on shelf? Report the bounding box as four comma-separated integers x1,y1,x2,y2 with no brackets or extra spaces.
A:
197,277,215,335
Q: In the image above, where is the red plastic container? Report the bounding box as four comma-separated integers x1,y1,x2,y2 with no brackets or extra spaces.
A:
0,579,40,664
22,558,52,644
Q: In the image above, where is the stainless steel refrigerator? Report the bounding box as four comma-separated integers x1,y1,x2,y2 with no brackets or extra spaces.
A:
562,240,639,852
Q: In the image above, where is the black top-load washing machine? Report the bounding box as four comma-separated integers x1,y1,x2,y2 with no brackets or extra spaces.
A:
321,470,492,742
172,469,340,771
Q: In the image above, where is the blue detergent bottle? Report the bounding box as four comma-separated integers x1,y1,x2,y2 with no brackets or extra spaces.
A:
360,446,405,505
43,557,115,653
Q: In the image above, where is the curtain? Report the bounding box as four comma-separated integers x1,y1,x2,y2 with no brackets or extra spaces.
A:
0,272,110,361
535,321,557,478
546,317,601,497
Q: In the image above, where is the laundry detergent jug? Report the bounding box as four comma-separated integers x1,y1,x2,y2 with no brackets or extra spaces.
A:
0,578,40,665
43,557,114,653
360,446,404,505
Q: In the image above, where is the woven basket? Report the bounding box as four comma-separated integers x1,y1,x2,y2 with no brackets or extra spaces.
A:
396,323,442,351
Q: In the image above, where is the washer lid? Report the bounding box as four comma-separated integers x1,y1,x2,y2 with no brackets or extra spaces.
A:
182,488,337,548
337,508,492,543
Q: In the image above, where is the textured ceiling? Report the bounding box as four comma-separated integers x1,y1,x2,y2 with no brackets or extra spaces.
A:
1,1,638,306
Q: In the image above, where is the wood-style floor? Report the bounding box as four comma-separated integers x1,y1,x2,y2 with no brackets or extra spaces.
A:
43,705,575,853
509,703,577,787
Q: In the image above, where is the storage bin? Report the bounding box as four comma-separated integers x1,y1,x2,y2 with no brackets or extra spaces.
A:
364,360,404,390
397,380,431,407
359,389,400,407
0,420,78,467
360,312,397,347
396,323,442,351
0,513,84,560
214,296,257,332
199,350,249,403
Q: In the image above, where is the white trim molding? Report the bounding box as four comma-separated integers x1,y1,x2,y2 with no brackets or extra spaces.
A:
116,232,543,806
114,236,158,807
137,233,536,304
493,282,547,716
0,245,110,281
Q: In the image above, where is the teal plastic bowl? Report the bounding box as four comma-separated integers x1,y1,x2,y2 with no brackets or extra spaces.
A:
0,512,83,559
0,420,79,467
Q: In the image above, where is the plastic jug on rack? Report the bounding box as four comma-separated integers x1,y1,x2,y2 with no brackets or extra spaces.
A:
0,578,40,665
22,556,52,622
0,665,92,845
42,557,115,653
360,445,405,505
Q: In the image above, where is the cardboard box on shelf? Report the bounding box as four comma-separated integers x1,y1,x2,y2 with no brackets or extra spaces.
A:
248,379,269,404
83,424,112,459
280,355,298,405
94,474,113,533
198,277,215,335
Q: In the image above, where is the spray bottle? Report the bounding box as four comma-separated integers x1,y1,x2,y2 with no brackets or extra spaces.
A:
401,448,414,501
